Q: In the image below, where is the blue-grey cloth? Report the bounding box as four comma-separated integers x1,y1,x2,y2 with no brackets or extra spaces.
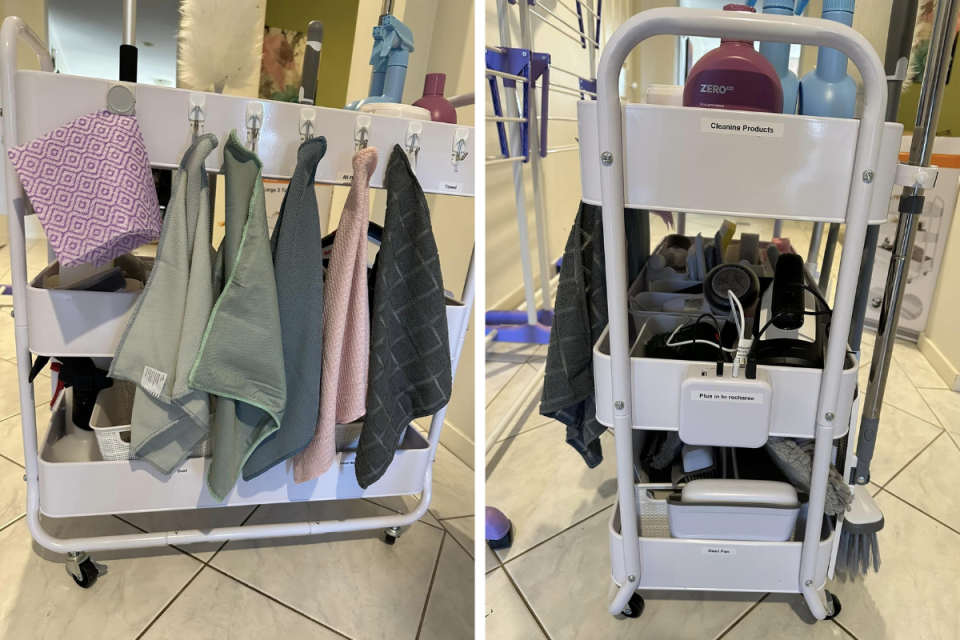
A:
242,136,326,480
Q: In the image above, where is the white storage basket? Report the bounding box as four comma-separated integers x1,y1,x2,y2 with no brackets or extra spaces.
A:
90,381,212,461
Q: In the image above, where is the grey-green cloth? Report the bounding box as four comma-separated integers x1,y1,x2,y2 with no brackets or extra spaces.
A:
189,131,286,502
355,145,451,489
109,134,217,474
242,136,326,480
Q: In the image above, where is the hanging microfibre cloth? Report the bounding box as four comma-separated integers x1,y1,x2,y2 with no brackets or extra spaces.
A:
243,136,327,480
189,131,286,502
109,134,217,473
7,110,161,268
355,145,452,489
294,147,378,483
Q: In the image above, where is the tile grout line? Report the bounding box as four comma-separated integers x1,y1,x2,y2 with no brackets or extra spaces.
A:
714,593,769,640
362,498,445,532
484,360,533,410
0,450,24,469
0,513,25,535
494,417,557,446
134,562,207,640
499,504,614,568
500,563,553,640
415,531,447,640
204,563,354,640
437,518,474,559
879,430,944,490
877,487,960,539
203,505,261,566
832,617,863,639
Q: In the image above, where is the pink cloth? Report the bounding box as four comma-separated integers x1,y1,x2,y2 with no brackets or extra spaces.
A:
7,110,161,268
294,148,378,482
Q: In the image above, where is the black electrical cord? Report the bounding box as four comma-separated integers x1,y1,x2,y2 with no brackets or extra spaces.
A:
691,313,726,375
746,283,833,379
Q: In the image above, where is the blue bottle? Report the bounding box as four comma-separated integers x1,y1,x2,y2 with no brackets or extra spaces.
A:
798,0,857,118
755,0,800,114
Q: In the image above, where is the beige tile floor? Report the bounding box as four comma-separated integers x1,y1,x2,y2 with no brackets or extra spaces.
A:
485,221,960,640
0,241,474,640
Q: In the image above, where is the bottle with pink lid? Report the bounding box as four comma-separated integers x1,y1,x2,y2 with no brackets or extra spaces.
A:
682,4,783,113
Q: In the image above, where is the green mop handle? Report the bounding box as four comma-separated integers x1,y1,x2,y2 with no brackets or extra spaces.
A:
853,0,959,485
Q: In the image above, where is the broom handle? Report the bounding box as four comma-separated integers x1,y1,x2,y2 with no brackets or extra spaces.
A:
854,0,959,485
119,0,137,82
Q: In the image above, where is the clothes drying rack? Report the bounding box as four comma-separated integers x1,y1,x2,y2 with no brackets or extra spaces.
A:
584,7,935,621
0,16,476,587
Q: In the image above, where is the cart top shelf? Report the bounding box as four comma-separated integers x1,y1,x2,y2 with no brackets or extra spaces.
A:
577,101,903,224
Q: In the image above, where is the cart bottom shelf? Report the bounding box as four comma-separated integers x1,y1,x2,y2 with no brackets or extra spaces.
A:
608,497,835,593
38,401,432,518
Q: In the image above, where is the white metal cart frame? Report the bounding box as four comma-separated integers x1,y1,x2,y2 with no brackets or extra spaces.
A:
593,8,887,620
1,16,475,572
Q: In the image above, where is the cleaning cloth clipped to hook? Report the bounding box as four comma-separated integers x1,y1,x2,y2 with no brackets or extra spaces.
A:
7,110,161,268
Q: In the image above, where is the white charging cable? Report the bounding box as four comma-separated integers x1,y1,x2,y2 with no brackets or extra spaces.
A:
728,290,752,378
665,320,736,353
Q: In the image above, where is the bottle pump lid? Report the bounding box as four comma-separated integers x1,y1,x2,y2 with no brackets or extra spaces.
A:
761,0,795,10
721,4,756,45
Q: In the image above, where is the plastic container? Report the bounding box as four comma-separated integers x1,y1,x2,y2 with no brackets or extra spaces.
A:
645,84,684,106
89,381,212,461
756,0,800,114
667,479,801,541
358,102,431,120
798,0,857,118
26,257,153,358
608,489,834,592
413,72,457,124
682,4,783,113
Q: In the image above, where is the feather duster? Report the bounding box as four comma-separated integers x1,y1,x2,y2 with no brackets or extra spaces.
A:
178,0,264,93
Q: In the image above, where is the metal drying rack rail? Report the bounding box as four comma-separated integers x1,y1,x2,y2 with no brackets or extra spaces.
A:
592,7,893,622
0,15,475,587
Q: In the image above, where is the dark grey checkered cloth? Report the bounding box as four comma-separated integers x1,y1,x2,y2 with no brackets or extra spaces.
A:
540,203,647,468
355,145,451,489
242,136,327,480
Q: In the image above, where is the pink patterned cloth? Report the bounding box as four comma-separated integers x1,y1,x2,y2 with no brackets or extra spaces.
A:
7,110,160,268
294,147,378,483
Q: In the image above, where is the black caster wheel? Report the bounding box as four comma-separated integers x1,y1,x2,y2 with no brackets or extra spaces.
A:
71,558,102,589
621,594,645,619
382,527,400,546
824,590,841,620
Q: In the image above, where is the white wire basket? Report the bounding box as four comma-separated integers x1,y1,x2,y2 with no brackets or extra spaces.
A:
90,381,212,461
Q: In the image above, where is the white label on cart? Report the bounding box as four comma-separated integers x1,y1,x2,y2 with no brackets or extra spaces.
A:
173,466,195,476
690,390,762,404
439,181,464,193
141,366,168,395
684,298,704,311
337,164,355,182
701,117,784,139
702,547,736,556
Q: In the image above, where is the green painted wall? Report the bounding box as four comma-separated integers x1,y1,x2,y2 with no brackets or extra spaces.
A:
265,0,360,109
898,69,960,137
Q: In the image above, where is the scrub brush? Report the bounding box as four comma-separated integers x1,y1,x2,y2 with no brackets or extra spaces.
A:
835,488,883,574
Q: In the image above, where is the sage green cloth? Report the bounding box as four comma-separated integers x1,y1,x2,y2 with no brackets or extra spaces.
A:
109,134,217,474
242,136,326,480
189,131,286,502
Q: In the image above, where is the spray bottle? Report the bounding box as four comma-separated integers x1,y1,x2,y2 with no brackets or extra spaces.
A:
346,1,415,110
748,0,800,114
797,0,857,118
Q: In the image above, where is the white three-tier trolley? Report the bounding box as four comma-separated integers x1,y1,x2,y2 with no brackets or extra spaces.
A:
581,8,912,620
1,16,475,586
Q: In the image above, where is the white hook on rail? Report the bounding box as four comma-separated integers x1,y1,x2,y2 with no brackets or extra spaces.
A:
451,128,469,173
188,93,206,141
245,102,264,153
405,121,422,173
355,115,372,151
299,107,317,142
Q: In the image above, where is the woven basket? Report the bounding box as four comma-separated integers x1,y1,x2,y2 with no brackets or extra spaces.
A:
90,381,212,461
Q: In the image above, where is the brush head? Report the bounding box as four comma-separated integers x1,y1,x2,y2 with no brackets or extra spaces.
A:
178,0,265,93
835,489,884,575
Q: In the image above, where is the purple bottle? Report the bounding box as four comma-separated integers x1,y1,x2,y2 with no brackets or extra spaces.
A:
683,4,783,113
413,73,457,124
